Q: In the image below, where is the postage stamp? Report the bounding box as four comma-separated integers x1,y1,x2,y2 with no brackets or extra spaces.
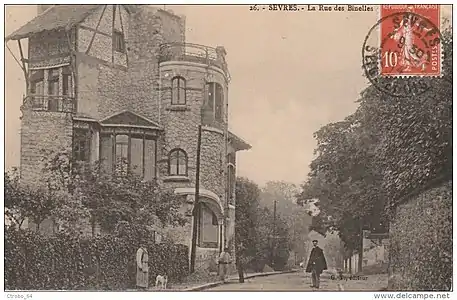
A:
379,5,441,77
362,5,444,97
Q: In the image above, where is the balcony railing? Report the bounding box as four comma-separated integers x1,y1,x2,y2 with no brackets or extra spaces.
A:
158,42,229,77
23,95,76,113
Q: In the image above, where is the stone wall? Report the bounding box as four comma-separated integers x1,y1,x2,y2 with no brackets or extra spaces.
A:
76,55,129,120
158,63,228,198
78,5,129,67
20,110,73,185
388,180,452,291
76,6,186,121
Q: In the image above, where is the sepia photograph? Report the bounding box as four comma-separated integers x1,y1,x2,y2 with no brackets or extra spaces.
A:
3,2,454,297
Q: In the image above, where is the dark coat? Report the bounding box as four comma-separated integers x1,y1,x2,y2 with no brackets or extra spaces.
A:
305,246,327,274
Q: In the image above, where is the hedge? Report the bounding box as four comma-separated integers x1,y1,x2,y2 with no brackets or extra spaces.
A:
4,227,189,290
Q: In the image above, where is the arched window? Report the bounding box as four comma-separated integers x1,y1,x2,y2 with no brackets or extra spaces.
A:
171,76,186,105
168,148,188,176
206,82,224,122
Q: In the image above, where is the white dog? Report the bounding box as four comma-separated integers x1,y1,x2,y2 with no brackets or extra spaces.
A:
155,274,168,289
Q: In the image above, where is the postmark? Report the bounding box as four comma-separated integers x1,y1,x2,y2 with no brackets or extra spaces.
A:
362,5,443,97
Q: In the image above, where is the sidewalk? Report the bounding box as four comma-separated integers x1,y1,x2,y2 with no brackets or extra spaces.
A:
172,269,299,291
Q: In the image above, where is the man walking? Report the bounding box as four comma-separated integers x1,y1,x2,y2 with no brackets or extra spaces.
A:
305,240,327,289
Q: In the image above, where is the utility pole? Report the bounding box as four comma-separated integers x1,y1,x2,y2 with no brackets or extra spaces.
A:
358,220,364,274
190,125,202,273
271,199,277,266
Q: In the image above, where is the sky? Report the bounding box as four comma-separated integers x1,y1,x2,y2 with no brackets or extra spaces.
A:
6,5,448,186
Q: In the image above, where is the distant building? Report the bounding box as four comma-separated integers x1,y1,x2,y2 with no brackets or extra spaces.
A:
6,4,251,268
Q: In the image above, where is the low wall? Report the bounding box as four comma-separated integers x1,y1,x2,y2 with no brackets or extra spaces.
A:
388,180,452,291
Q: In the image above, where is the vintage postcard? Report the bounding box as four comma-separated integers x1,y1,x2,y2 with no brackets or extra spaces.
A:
3,3,453,297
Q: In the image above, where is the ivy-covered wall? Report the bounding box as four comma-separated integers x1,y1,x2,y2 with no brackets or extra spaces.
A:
4,228,189,290
388,180,452,291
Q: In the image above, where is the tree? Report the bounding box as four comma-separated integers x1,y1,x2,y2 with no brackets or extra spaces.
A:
299,26,452,275
234,177,261,280
235,177,292,274
260,181,312,264
5,168,62,232
299,116,383,242
5,169,31,229
39,151,187,238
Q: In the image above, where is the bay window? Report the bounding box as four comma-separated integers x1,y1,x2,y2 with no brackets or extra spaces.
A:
100,131,156,180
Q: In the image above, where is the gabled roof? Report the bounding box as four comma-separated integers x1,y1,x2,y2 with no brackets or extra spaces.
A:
100,110,162,129
6,5,101,41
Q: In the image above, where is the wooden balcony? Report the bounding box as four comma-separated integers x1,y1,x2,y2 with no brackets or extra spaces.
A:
22,95,76,113
158,42,229,77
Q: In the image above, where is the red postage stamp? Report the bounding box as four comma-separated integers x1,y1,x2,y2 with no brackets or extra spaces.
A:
380,5,441,76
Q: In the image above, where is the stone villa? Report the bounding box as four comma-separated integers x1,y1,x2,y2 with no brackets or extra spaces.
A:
6,4,250,267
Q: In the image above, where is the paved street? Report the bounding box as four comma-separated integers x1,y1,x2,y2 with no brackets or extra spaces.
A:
205,271,387,291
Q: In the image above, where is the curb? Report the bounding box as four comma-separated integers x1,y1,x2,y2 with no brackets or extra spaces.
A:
181,269,299,291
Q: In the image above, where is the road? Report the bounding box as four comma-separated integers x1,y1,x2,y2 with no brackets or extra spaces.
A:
205,271,388,291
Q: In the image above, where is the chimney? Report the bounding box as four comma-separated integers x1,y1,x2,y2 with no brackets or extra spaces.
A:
37,5,54,15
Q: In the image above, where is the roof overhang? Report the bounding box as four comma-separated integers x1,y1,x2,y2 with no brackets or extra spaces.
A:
6,5,101,42
5,5,136,42
228,131,251,151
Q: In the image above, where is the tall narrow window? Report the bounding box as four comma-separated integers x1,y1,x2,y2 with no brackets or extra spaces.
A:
48,68,60,111
207,83,215,111
30,70,44,95
113,30,125,53
73,129,90,162
48,68,59,95
212,211,218,226
130,136,144,177
206,82,224,122
62,66,72,96
115,134,128,174
214,84,223,121
100,134,114,174
227,164,236,204
144,138,156,180
171,76,186,105
168,148,187,176
30,70,44,108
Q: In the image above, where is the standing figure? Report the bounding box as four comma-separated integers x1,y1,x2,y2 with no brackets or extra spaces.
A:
218,247,232,282
305,240,327,289
136,242,149,290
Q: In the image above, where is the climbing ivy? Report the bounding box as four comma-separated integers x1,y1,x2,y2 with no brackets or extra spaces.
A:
4,227,189,290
